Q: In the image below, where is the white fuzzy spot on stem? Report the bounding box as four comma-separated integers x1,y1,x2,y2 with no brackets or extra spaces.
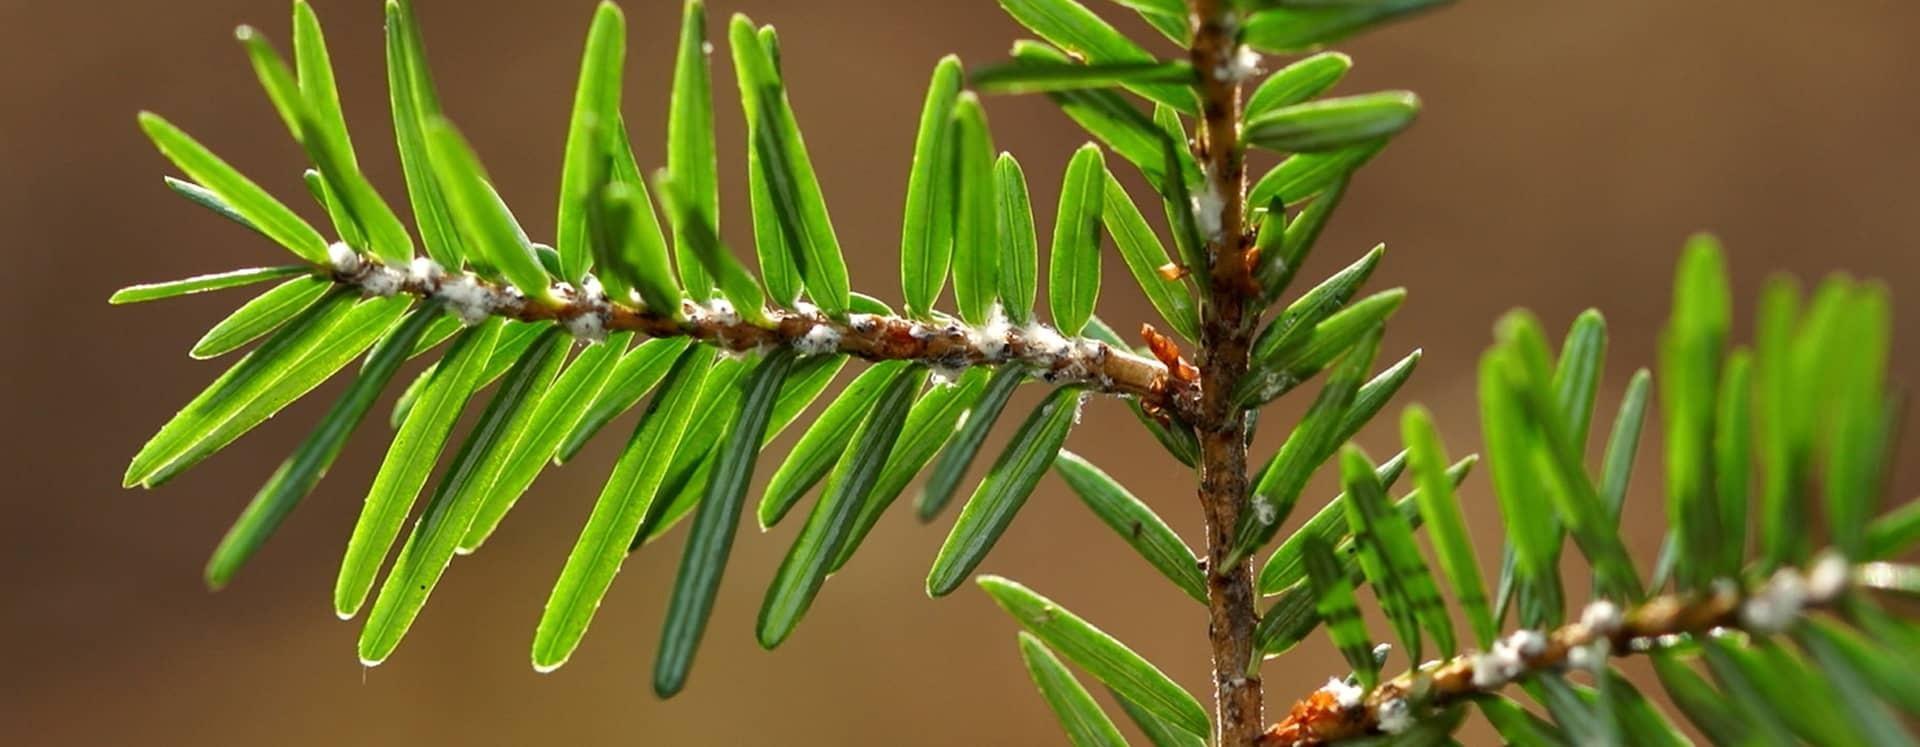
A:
1216,45,1263,82
1020,322,1071,362
327,241,363,275
1580,599,1622,636
706,298,739,325
1376,697,1413,734
436,275,495,325
929,362,965,387
360,268,402,297
1741,566,1809,634
1806,551,1849,602
1320,677,1364,710
970,304,1012,358
794,324,841,355
407,257,444,288
565,312,607,342
1193,175,1224,241
1251,497,1276,525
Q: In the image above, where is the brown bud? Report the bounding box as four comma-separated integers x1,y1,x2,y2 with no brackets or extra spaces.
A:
1141,323,1200,384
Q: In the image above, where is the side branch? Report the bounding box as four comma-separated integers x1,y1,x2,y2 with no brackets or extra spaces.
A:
1261,554,1861,746
325,251,1199,419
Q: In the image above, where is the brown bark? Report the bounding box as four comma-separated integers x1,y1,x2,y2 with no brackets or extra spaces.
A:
1186,1,1263,744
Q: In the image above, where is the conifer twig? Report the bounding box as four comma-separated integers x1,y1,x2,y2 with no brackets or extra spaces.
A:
1261,554,1859,745
1186,0,1266,743
322,248,1200,419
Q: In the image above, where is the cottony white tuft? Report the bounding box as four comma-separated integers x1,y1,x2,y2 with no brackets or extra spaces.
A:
407,257,444,287
1321,677,1364,710
1566,640,1606,673
1580,599,1623,635
1806,551,1850,602
360,268,402,297
436,275,495,325
1508,629,1547,658
565,312,607,342
1376,697,1413,734
1470,651,1508,688
1251,496,1277,525
576,275,607,304
1473,629,1543,689
327,241,363,275
1019,321,1071,361
928,362,965,387
1193,176,1224,240
970,305,1012,358
706,298,739,325
794,324,841,355
1741,566,1810,634
1216,45,1263,82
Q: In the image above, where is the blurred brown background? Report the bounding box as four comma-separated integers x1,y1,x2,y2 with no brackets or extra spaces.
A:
3,0,1916,744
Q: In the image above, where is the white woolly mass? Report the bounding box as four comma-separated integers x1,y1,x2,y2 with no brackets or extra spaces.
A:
1580,599,1623,636
1740,566,1809,634
794,324,842,356
1050,338,1106,382
849,313,881,334
1072,391,1091,425
1566,641,1606,674
1473,629,1546,689
327,241,363,275
495,285,528,316
1216,45,1264,82
1508,629,1547,658
929,362,966,387
970,305,1012,358
436,275,495,325
1193,178,1225,241
706,298,739,325
1251,496,1277,525
1806,551,1850,602
1020,321,1072,361
1375,698,1413,734
1321,677,1364,710
576,275,607,305
565,312,607,342
408,257,444,287
1470,652,1508,688
360,268,402,297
